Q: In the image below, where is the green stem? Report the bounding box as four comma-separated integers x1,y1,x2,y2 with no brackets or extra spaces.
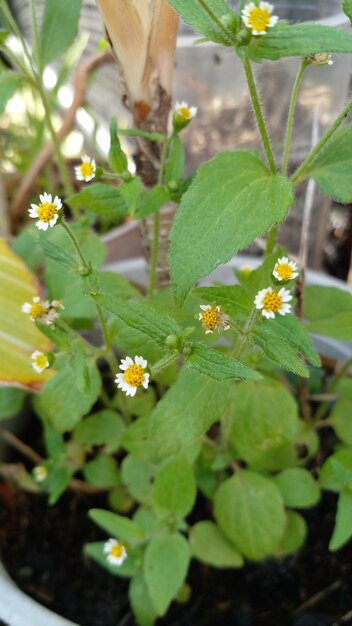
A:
243,55,277,174
265,225,278,256
282,59,308,177
291,99,352,186
195,0,233,44
28,0,42,77
150,352,178,376
60,220,89,269
313,357,352,423
148,134,172,300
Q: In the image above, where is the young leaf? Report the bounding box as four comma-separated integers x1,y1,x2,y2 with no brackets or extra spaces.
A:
190,521,243,568
66,184,128,218
136,186,170,219
37,235,78,269
109,117,128,174
329,489,352,551
152,368,231,458
89,509,145,544
121,455,155,504
270,315,321,368
193,284,250,316
168,0,235,46
170,151,293,303
229,379,299,466
73,410,125,453
252,326,310,377
304,124,352,203
144,532,190,616
84,455,120,488
121,415,157,462
188,344,261,381
273,468,320,508
0,71,23,114
214,470,286,560
118,178,142,215
247,22,352,63
46,464,74,505
153,455,196,517
129,574,158,626
39,0,83,65
68,340,90,393
273,511,308,557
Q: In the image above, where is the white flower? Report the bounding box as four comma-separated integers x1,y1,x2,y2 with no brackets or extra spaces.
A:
31,351,50,373
272,257,299,282
198,304,230,334
242,2,278,35
115,355,150,397
33,465,48,483
103,538,127,566
22,296,50,322
254,287,292,319
174,101,197,120
74,155,96,182
28,193,62,231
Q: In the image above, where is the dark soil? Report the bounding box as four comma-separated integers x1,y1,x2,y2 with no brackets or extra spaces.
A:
1,470,352,626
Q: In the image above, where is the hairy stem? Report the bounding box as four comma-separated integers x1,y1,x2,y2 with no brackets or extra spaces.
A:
282,59,308,177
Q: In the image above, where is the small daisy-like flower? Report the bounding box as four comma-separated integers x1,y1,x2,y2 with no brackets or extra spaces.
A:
46,299,65,325
28,192,62,231
31,351,50,373
242,2,278,35
74,155,96,182
254,287,292,319
174,101,197,121
33,465,48,483
103,538,127,566
272,257,299,282
240,265,253,276
22,296,50,323
115,356,150,397
198,305,230,334
306,53,333,67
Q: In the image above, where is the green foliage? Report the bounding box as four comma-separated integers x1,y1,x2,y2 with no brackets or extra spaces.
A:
144,532,190,616
190,521,243,568
84,455,120,488
168,0,235,46
170,151,293,303
320,450,352,493
304,286,352,340
67,184,128,219
247,22,352,63
229,379,299,466
0,71,23,114
39,0,83,65
343,0,352,24
153,455,196,517
109,117,129,174
214,470,286,560
37,234,77,270
121,455,155,504
46,464,74,505
273,511,308,556
136,187,170,219
89,509,146,544
129,574,158,626
188,344,261,381
165,136,185,184
73,410,125,453
273,468,320,508
252,326,310,377
0,387,25,419
304,124,352,203
84,542,140,578
329,489,352,551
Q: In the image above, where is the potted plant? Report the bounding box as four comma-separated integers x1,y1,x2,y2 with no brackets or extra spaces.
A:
1,1,352,625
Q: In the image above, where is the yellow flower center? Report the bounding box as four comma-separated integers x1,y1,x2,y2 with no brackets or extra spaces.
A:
248,7,271,31
263,291,283,313
124,364,145,387
276,263,293,281
34,466,47,480
179,106,191,119
34,354,48,370
80,162,94,177
30,302,47,319
201,308,220,331
110,543,124,558
38,202,58,223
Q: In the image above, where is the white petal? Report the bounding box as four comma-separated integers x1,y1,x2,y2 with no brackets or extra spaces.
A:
36,221,49,231
268,15,278,26
142,374,150,389
22,303,31,313
260,2,274,13
200,304,211,311
28,207,39,217
135,356,147,368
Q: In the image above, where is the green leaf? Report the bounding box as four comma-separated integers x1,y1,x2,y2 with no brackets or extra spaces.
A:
0,387,25,420
304,124,352,202
136,186,170,219
214,470,286,560
343,0,352,24
89,509,145,544
190,521,243,568
119,178,142,215
0,71,23,115
96,271,140,299
73,410,125,453
252,326,310,377
46,464,73,505
188,344,261,382
84,455,120,488
39,0,83,65
33,362,101,432
67,184,128,219
152,368,231,458
247,22,352,63
129,575,158,626
270,315,321,368
121,455,155,504
320,449,352,493
229,379,299,466
329,488,352,551
84,542,139,578
94,294,182,346
273,468,320,508
304,286,352,340
329,401,352,445
273,511,308,556
165,136,185,184
193,284,250,316
153,455,196,517
68,340,90,393
109,117,128,174
37,235,77,269
170,151,293,303
168,0,235,46
121,415,157,461
144,532,190,616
